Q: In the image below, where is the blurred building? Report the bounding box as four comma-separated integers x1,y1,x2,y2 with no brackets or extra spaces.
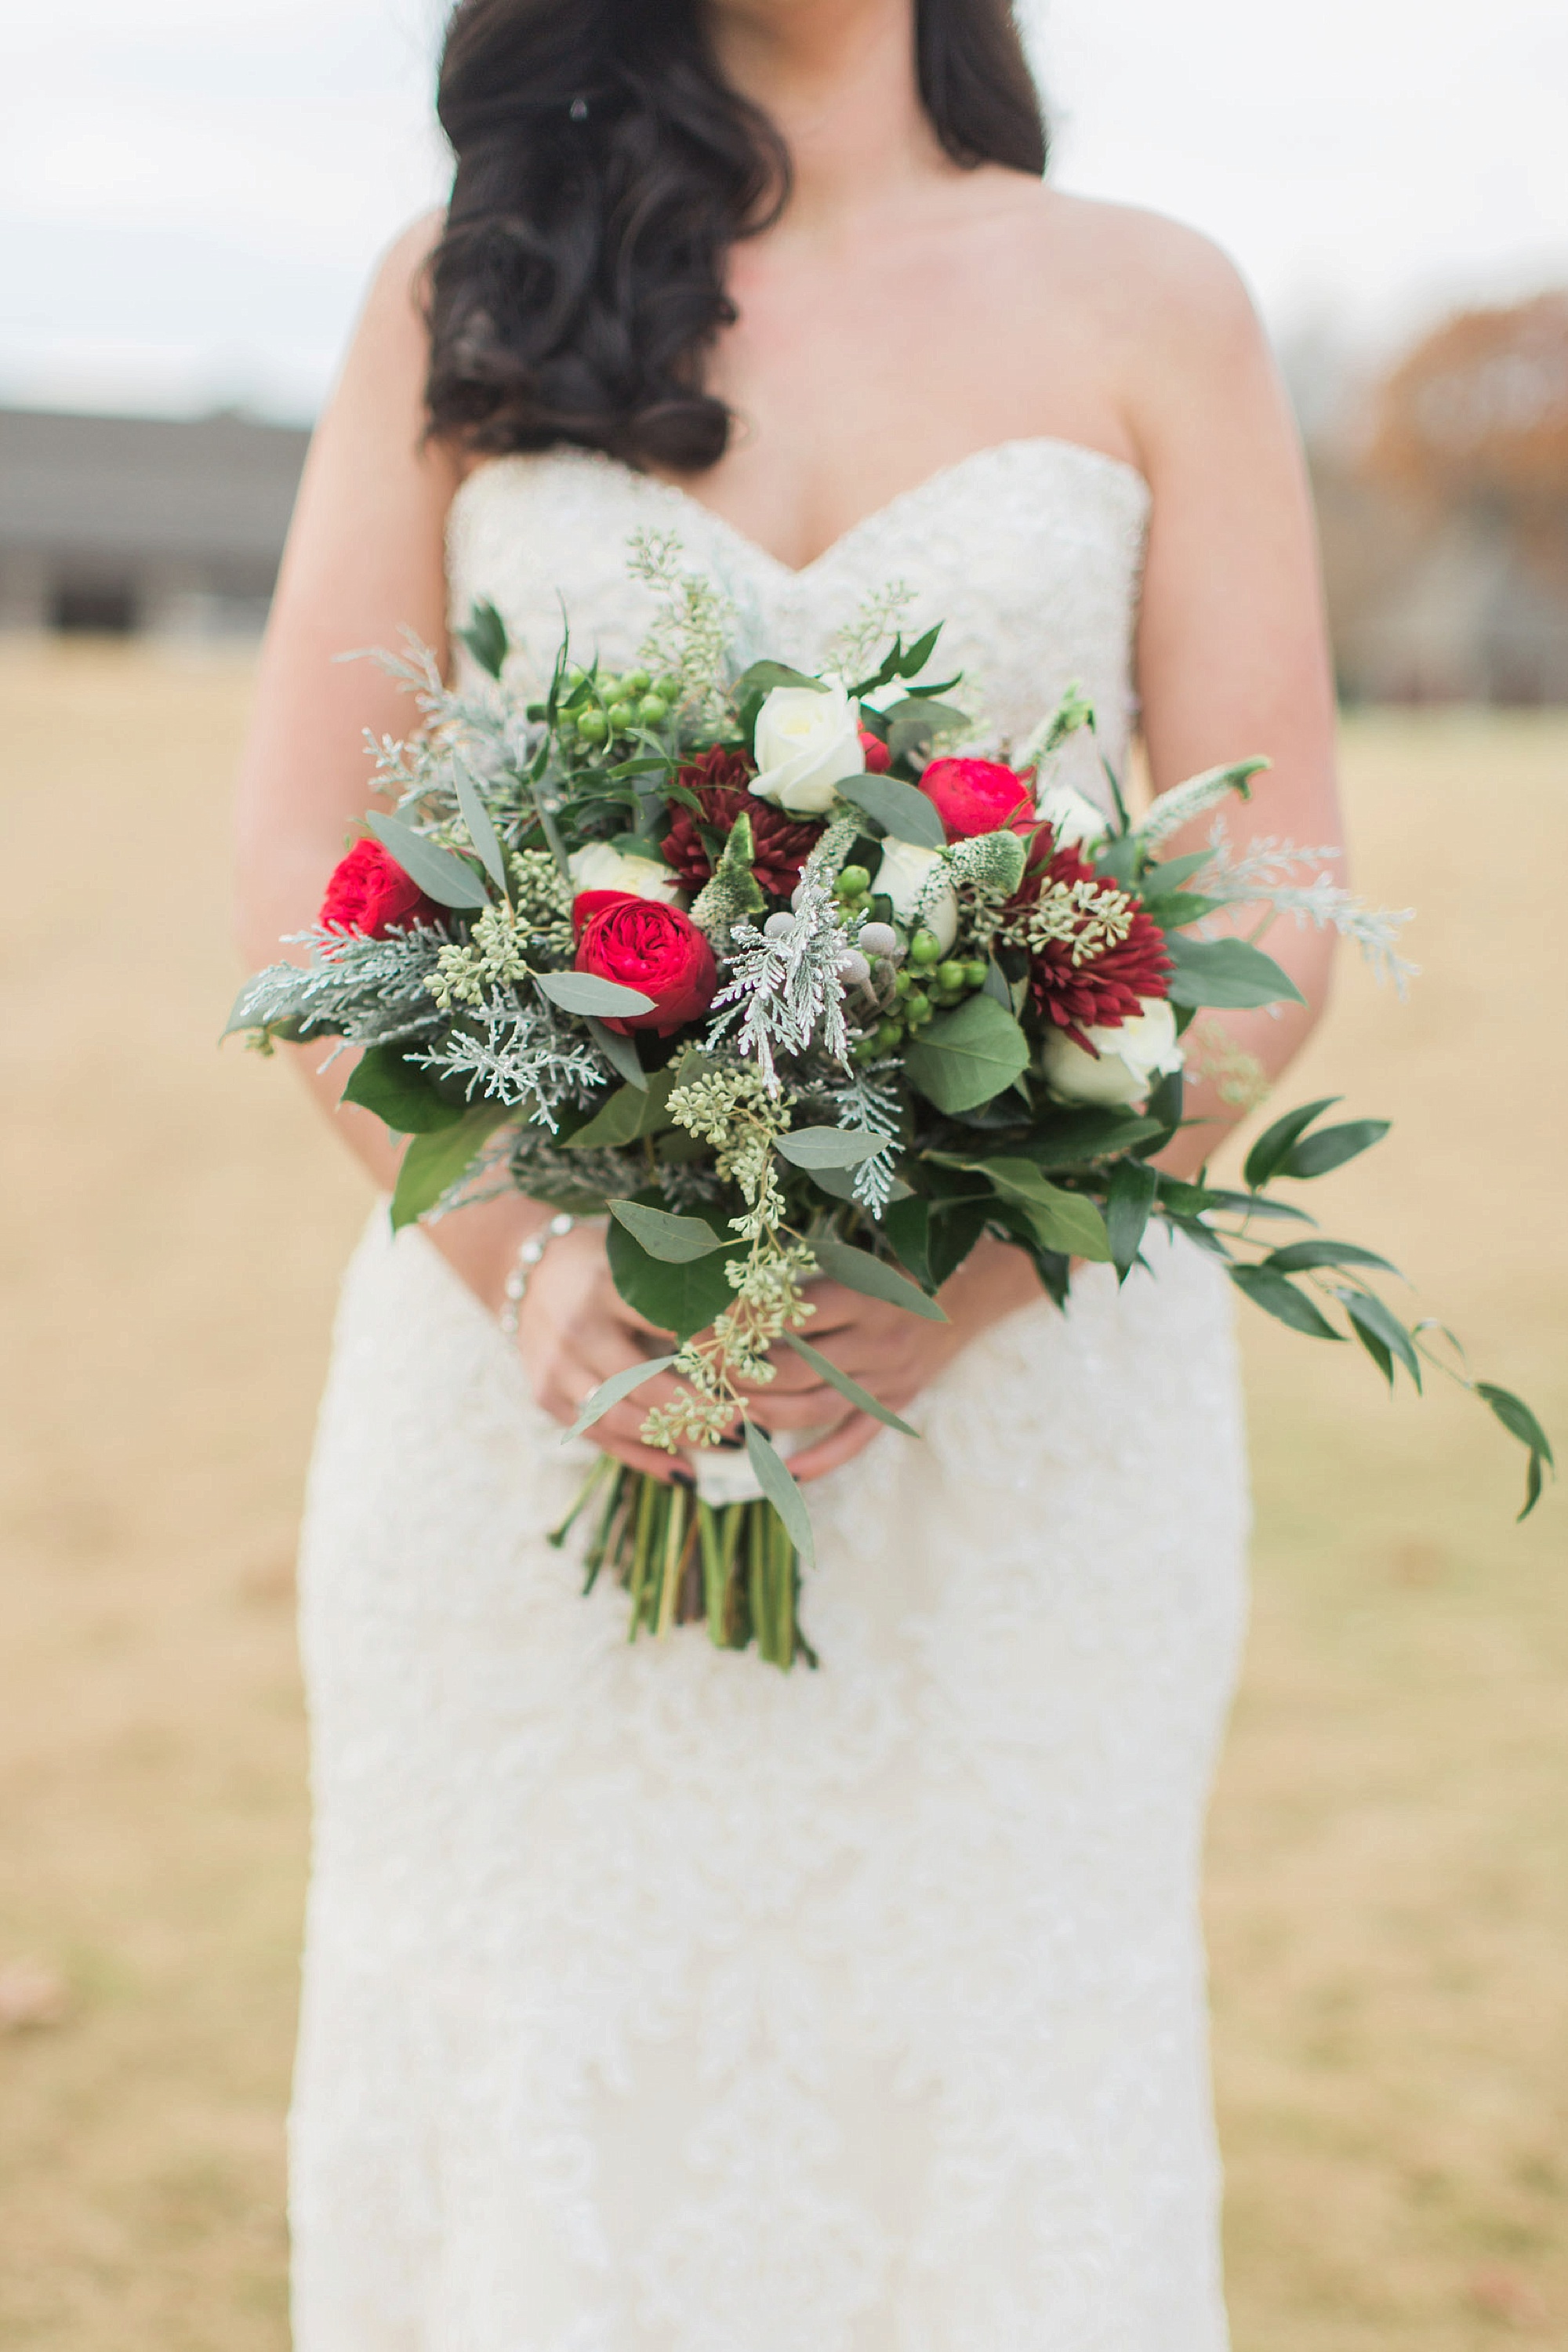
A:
0,406,308,641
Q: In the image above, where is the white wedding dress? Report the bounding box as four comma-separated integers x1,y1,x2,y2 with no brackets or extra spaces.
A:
290,439,1250,2352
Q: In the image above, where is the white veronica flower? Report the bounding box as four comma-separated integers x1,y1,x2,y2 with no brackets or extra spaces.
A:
1036,781,1111,849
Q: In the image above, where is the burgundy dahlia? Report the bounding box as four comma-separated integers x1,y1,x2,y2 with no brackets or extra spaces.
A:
661,745,823,898
1008,830,1172,1048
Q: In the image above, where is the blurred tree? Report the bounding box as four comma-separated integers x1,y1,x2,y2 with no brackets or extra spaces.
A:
1370,294,1568,583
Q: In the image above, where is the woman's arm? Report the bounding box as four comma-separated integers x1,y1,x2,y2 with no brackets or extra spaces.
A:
1125,216,1344,1179
232,222,687,1475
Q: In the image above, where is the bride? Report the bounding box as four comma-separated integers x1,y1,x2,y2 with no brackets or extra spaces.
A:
236,0,1341,2343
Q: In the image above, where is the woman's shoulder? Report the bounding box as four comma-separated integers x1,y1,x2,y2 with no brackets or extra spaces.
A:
1003,182,1261,344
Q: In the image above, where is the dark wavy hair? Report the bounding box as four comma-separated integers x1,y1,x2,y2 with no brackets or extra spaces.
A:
424,0,1047,472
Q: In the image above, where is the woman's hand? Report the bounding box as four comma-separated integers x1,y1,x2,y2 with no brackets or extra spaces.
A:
514,1222,692,1480
739,1235,1044,1483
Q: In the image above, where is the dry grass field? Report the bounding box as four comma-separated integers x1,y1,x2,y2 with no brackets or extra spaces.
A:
1,644,1563,2350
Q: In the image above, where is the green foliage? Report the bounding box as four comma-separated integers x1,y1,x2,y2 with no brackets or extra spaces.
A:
779,1332,919,1437
1163,932,1306,1011
1107,1157,1160,1282
1244,1098,1341,1190
810,1236,948,1322
905,994,1031,1115
457,597,509,678
389,1104,510,1230
1228,1264,1345,1341
366,811,489,909
535,970,656,1019
566,1068,677,1150
833,771,947,849
743,1424,816,1571
605,1214,745,1340
608,1200,726,1261
562,1356,679,1443
926,1153,1113,1262
1278,1118,1392,1179
341,1044,463,1134
775,1126,888,1170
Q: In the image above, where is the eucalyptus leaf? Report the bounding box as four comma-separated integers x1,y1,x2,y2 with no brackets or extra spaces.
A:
604,1217,743,1341
342,1044,464,1134
1164,932,1306,1011
905,993,1030,1116
566,1067,677,1150
586,1016,648,1090
389,1103,510,1230
779,1333,920,1438
775,1125,890,1171
804,1160,913,1207
886,697,969,764
742,1423,816,1570
561,1355,679,1444
833,770,948,849
452,760,510,895
535,970,657,1019
608,1200,726,1261
810,1236,948,1322
366,811,491,911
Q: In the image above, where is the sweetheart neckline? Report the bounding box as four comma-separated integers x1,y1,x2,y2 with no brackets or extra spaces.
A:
452,434,1151,584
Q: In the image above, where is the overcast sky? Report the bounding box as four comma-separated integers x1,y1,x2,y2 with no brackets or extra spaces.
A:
2,0,1565,419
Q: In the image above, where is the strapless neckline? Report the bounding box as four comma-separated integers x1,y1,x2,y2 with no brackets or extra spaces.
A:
452,434,1150,586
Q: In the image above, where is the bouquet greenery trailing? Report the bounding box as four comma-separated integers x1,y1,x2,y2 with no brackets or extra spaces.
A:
231,535,1552,1667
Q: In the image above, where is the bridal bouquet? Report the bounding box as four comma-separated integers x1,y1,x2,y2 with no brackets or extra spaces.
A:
231,535,1552,1667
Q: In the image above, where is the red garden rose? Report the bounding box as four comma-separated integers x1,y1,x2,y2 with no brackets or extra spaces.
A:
920,757,1036,840
661,744,822,898
573,889,718,1035
320,837,439,938
1007,829,1171,1048
858,728,892,774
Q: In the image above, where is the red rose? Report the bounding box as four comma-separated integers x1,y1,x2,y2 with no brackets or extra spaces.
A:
574,890,718,1035
921,757,1036,840
662,745,822,898
320,837,438,938
858,728,892,775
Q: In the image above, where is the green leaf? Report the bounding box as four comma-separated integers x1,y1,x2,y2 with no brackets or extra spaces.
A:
775,1125,891,1171
1279,1119,1391,1179
1107,1157,1160,1281
456,596,508,678
1336,1287,1422,1388
341,1044,464,1134
926,1198,991,1287
1021,1111,1166,1170
1164,932,1306,1011
1265,1239,1401,1276
608,1200,726,1261
1475,1385,1555,1469
735,659,825,698
804,1160,913,1207
810,1235,949,1322
905,993,1031,1115
1136,851,1212,898
1197,1189,1317,1225
452,760,510,895
833,770,948,848
389,1103,510,1229
586,1016,647,1090
1228,1264,1345,1340
535,969,656,1019
1243,1097,1341,1191
1348,1311,1396,1388
604,1217,744,1341
886,697,969,765
779,1333,920,1438
743,1424,816,1570
926,1152,1114,1262
561,1355,679,1443
881,1196,932,1289
366,811,491,910
566,1068,677,1150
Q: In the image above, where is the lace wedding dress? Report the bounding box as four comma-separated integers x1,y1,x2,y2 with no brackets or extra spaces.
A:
290,440,1250,2352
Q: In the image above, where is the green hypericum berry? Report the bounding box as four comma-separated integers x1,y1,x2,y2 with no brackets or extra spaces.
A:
936,961,966,993
637,695,669,725
607,702,637,731
905,990,932,1025
656,675,683,704
562,663,586,688
835,864,871,899
576,710,609,742
874,1018,903,1053
623,667,652,695
893,969,913,999
851,1035,881,1064
963,960,988,989
909,930,942,967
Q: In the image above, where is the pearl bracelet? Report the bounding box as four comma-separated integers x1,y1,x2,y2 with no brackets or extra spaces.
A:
499,1212,576,1339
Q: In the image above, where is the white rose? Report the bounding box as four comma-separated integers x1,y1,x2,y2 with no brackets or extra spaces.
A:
1040,996,1184,1107
567,842,684,905
872,839,959,954
1036,782,1111,849
752,681,865,816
